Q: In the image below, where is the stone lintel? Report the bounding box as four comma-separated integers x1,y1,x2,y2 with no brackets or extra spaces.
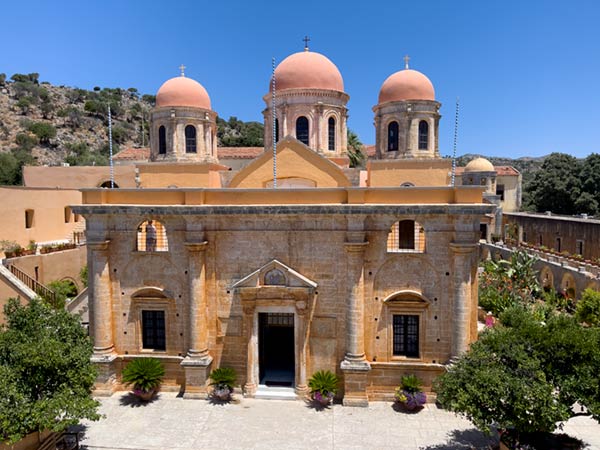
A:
88,240,111,251
344,241,369,253
449,242,478,254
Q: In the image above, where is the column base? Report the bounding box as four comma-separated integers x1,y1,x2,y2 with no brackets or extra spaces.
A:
294,384,309,398
243,382,257,398
91,353,118,397
341,358,371,407
180,355,213,399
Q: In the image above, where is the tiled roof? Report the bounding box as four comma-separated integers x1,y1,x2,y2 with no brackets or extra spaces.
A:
363,145,376,157
218,147,264,159
113,147,150,161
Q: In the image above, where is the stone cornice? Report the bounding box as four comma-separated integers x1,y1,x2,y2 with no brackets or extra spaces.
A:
88,240,110,251
184,241,209,252
449,242,479,254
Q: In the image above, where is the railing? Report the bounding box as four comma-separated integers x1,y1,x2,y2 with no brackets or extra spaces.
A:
7,264,57,304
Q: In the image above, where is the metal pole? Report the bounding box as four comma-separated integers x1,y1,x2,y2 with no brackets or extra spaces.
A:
272,57,277,188
108,105,114,188
451,97,459,187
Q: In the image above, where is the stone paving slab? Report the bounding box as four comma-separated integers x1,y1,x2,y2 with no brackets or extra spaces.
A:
78,392,600,450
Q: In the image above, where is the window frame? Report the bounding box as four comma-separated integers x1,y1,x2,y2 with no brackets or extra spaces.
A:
328,116,336,151
387,220,425,253
295,116,309,146
158,125,167,154
185,125,197,153
383,293,429,361
387,121,399,151
418,120,429,150
130,292,174,355
141,309,166,351
25,209,34,229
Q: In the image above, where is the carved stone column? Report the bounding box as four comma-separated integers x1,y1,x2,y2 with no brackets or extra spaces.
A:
340,235,370,407
450,243,477,357
341,111,348,154
294,299,309,397
242,302,257,397
88,240,117,396
315,104,322,152
181,241,213,399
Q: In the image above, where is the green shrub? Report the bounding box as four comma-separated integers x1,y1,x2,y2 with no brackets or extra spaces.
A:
576,289,600,326
79,265,88,288
26,121,56,144
121,358,165,392
399,374,422,393
209,367,237,390
15,132,38,151
308,370,339,395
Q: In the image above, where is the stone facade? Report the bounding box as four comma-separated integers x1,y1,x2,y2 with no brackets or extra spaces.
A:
74,196,492,405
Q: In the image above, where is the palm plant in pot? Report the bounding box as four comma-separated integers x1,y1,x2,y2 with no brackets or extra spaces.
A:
121,358,165,401
308,370,339,406
209,367,237,401
395,374,426,411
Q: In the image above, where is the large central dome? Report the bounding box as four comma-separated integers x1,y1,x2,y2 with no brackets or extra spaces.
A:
272,51,344,92
378,69,435,104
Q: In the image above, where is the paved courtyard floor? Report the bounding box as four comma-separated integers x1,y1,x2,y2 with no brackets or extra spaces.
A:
79,392,600,450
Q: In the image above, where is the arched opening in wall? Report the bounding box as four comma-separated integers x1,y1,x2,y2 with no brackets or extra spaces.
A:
296,116,309,146
328,117,336,151
418,120,429,150
400,182,415,187
59,278,79,298
387,121,399,151
274,118,280,143
387,220,425,253
264,268,286,285
99,181,119,188
561,273,576,299
158,125,167,154
185,125,197,153
137,220,168,252
540,266,554,290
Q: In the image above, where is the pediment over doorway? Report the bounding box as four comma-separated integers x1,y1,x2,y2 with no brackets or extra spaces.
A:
231,259,318,290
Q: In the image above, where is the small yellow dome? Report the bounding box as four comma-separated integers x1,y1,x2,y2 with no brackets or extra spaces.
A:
464,157,495,173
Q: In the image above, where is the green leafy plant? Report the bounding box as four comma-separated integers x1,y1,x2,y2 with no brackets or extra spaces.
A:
308,370,339,396
575,288,600,326
0,297,100,443
80,265,89,288
209,367,237,390
395,375,426,410
121,358,165,393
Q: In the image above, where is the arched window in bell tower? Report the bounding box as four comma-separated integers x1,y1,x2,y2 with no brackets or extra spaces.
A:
328,117,336,151
275,118,280,143
158,126,166,154
418,120,429,150
387,121,399,151
185,125,197,153
296,116,309,146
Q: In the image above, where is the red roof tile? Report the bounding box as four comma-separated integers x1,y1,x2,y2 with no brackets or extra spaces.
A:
218,147,264,159
113,147,150,161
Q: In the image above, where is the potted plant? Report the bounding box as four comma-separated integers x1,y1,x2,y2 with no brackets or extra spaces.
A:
121,357,165,401
209,367,237,401
395,374,426,411
308,370,339,406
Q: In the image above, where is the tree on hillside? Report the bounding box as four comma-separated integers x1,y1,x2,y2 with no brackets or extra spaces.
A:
0,298,100,443
0,153,19,185
578,153,600,215
217,116,264,147
347,129,365,168
527,153,581,215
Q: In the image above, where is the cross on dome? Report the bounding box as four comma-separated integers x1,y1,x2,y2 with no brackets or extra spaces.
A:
303,35,311,51
404,55,410,70
179,64,186,77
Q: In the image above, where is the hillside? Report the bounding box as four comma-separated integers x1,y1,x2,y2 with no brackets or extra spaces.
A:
0,72,264,184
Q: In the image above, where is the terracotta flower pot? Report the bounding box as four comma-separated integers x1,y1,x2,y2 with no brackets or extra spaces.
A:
133,387,156,401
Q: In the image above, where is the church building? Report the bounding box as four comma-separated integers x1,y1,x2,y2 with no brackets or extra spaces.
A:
73,45,493,405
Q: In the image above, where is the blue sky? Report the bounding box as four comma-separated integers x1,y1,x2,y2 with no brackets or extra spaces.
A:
2,0,599,158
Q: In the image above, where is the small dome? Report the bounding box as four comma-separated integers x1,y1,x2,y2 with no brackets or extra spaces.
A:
271,51,344,92
465,157,495,173
156,76,211,109
378,69,435,104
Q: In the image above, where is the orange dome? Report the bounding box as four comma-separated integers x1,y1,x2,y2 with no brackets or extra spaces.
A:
156,76,211,109
378,69,435,104
272,51,344,92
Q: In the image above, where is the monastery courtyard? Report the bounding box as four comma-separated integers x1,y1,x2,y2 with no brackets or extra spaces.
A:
78,392,600,450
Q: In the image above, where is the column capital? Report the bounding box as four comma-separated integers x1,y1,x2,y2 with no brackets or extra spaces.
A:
88,240,110,251
185,241,208,252
450,242,478,254
344,241,369,253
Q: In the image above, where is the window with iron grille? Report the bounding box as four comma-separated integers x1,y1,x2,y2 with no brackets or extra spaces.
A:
393,314,419,357
387,121,399,151
418,120,428,150
328,117,336,151
142,310,166,350
275,118,280,143
387,220,424,253
266,313,294,327
158,126,167,154
137,220,169,252
185,125,197,153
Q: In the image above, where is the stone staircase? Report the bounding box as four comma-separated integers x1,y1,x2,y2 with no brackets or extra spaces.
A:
0,262,56,303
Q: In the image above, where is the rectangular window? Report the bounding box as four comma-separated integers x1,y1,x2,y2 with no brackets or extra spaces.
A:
539,234,543,246
577,240,584,256
496,184,505,201
142,310,166,350
64,206,72,223
25,209,34,229
556,237,562,253
393,314,419,357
